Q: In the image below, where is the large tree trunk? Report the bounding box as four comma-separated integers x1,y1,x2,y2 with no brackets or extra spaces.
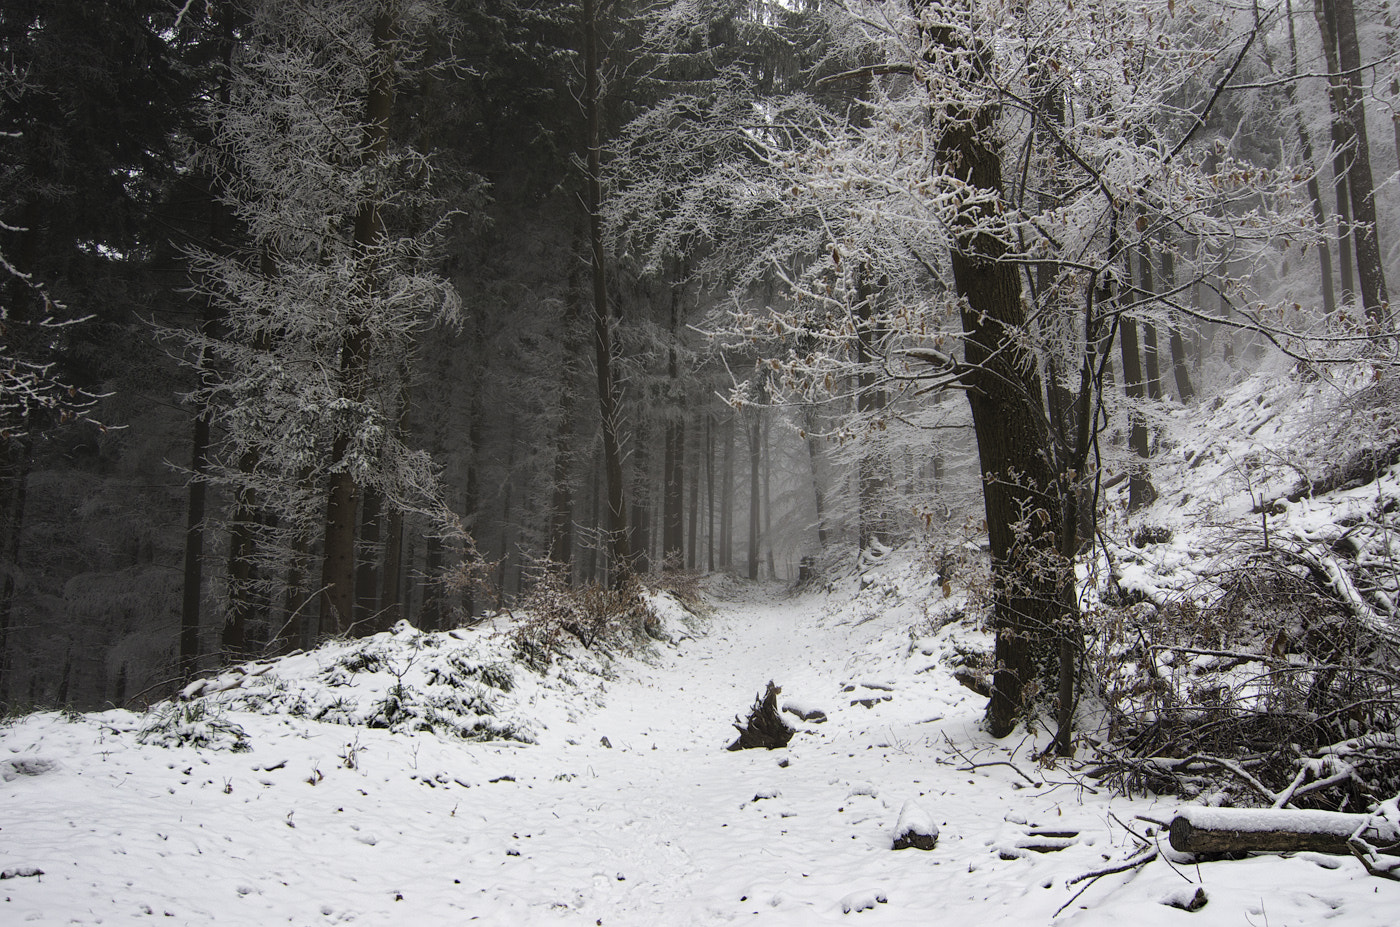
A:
921,3,1077,738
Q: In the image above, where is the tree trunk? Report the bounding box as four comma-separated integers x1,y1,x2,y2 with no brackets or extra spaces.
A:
631,418,651,576
379,508,403,627
582,0,631,582
803,406,829,549
180,359,211,677
355,486,382,630
0,437,33,702
1170,807,1400,857
706,414,716,572
1287,0,1338,319
1326,0,1391,326
320,5,396,636
1137,248,1161,401
686,420,700,570
1315,0,1357,304
747,408,761,581
921,3,1078,738
224,449,259,655
762,411,776,579
855,265,887,553
720,415,734,569
1120,315,1155,511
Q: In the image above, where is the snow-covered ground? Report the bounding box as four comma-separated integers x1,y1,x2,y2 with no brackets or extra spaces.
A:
3,554,1398,925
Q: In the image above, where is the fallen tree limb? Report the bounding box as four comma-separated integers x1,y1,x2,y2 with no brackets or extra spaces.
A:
1169,806,1400,856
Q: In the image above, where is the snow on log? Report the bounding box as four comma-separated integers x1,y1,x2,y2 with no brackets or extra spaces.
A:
891,799,939,851
1169,806,1400,856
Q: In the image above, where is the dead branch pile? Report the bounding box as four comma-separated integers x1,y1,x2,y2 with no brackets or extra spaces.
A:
1088,552,1400,812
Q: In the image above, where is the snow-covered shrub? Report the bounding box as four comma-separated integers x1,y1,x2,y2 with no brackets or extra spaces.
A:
137,702,250,752
512,570,660,667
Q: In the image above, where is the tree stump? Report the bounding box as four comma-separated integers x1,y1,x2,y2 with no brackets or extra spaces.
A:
726,681,794,750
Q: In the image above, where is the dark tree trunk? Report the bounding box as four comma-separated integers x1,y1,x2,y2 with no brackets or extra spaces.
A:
1159,246,1196,403
355,486,382,630
630,419,651,576
686,421,700,570
921,4,1078,738
180,361,211,677
1326,0,1390,326
1138,248,1161,401
706,414,716,572
1316,0,1357,304
582,0,631,582
224,449,259,655
0,437,33,703
379,509,403,627
762,412,775,579
720,415,734,569
321,6,396,636
747,409,761,581
802,407,829,549
1120,315,1155,511
855,265,887,553
1287,0,1338,319
663,418,684,568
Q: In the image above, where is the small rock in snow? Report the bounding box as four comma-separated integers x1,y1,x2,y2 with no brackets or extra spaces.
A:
1160,886,1208,912
839,889,888,913
892,799,939,851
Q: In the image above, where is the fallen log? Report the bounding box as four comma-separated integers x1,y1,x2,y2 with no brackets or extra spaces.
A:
1169,806,1400,857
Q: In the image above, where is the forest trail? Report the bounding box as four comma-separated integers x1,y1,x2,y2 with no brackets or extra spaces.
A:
3,573,1397,925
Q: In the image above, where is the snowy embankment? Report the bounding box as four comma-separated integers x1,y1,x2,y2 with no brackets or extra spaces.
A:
4,549,1398,925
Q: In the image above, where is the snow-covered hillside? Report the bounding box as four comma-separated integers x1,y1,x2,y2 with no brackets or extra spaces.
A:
4,368,1400,925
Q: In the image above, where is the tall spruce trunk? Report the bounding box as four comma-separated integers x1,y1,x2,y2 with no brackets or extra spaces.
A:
582,0,631,581
320,5,395,635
